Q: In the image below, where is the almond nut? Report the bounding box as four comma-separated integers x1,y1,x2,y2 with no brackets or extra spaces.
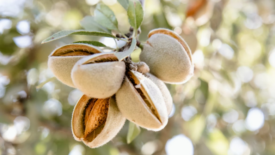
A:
71,95,125,148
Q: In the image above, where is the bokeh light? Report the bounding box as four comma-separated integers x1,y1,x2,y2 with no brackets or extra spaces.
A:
165,134,194,155
245,108,264,131
43,99,63,117
0,19,12,34
13,36,32,48
181,106,197,121
16,20,30,34
228,137,250,155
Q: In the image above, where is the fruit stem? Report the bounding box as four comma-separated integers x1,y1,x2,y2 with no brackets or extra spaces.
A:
122,34,128,39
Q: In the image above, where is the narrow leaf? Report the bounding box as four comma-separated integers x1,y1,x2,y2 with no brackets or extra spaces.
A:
114,38,136,61
94,4,118,30
74,41,107,47
127,121,140,144
199,78,209,103
80,16,110,33
36,77,55,89
118,0,129,10
127,0,144,30
42,30,115,44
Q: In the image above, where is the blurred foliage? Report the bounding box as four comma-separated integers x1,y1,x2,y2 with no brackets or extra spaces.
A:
1,0,275,155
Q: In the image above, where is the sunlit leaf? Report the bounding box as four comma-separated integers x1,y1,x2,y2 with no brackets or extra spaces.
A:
42,30,115,44
127,0,144,30
127,121,140,144
36,77,55,89
109,147,120,155
183,115,205,143
204,93,218,115
114,38,136,61
80,16,110,33
118,0,129,10
94,3,118,30
206,129,229,155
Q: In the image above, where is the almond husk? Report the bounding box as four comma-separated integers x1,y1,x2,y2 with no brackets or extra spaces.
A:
71,95,125,148
71,53,126,99
140,28,194,84
48,44,101,87
116,70,168,131
147,73,173,115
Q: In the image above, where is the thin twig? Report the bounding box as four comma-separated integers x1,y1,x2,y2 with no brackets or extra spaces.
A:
36,77,56,89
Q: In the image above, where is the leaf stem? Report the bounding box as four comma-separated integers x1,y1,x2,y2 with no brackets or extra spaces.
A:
132,30,136,38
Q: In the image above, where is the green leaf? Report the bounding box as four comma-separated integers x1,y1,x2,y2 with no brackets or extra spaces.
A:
199,78,209,103
114,38,136,61
94,3,118,30
36,77,56,89
206,129,229,155
127,0,144,30
80,16,110,33
183,115,205,143
118,0,129,10
42,30,115,44
127,121,140,144
73,41,107,47
73,41,114,49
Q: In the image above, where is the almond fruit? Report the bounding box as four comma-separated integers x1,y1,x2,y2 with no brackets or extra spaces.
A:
48,44,101,87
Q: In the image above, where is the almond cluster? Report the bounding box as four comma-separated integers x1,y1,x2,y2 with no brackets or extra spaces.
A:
48,28,194,148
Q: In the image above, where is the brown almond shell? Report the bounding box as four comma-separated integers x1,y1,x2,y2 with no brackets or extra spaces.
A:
71,95,125,148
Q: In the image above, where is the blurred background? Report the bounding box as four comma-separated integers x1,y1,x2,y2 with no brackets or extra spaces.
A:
0,0,275,154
